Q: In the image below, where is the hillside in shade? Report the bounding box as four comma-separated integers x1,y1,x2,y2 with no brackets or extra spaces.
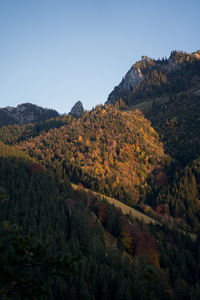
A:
0,140,199,299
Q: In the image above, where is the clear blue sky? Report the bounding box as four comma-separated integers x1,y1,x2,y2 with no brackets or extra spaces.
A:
0,0,199,113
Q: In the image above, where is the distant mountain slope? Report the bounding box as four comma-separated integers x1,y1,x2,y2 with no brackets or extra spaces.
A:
0,102,59,126
106,50,200,106
0,114,71,145
17,104,165,205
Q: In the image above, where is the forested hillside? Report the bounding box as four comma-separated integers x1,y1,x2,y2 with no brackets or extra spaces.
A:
0,114,70,145
145,90,200,163
104,50,200,232
16,104,165,206
1,141,200,299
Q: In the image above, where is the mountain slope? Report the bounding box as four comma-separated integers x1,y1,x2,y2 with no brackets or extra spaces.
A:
124,83,200,164
106,50,200,106
17,104,165,205
0,114,71,145
107,51,200,232
106,49,200,165
0,141,171,299
0,102,59,127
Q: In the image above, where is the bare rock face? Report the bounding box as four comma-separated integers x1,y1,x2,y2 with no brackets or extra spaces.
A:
70,101,84,118
122,67,144,91
106,64,144,104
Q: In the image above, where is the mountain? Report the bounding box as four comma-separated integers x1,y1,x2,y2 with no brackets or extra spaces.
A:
106,50,200,106
0,102,59,127
1,50,200,299
106,50,200,163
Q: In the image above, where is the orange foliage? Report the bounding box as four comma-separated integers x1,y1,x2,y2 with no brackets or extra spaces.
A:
18,105,165,203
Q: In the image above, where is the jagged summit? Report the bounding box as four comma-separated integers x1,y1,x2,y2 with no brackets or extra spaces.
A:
0,102,59,127
106,49,200,106
69,100,84,118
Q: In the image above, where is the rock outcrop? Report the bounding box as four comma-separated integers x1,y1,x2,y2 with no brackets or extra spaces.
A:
69,101,84,118
122,67,143,91
106,60,145,104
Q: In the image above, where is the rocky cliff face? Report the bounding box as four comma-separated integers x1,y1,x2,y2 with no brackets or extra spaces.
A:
69,101,84,118
106,63,144,104
0,103,59,127
106,50,200,106
122,67,143,91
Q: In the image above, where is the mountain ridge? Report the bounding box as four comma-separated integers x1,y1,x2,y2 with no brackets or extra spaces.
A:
106,49,200,106
0,102,59,126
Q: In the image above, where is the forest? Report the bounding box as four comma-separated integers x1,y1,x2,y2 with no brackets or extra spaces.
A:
0,141,200,299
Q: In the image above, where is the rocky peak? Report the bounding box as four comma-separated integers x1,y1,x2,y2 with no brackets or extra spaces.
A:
70,101,84,118
0,102,59,127
166,50,200,72
106,49,200,106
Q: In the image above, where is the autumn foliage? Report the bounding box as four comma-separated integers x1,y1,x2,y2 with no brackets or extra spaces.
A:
18,104,165,205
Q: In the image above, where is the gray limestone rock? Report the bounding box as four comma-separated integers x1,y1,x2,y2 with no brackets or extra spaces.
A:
122,67,144,91
70,101,84,118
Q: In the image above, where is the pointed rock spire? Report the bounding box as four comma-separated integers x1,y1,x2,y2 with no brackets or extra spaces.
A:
70,101,84,118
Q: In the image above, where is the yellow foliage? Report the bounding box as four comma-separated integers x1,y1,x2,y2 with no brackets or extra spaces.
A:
78,135,83,142
136,146,140,152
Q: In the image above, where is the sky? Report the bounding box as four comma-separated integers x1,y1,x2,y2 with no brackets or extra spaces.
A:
0,0,199,114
